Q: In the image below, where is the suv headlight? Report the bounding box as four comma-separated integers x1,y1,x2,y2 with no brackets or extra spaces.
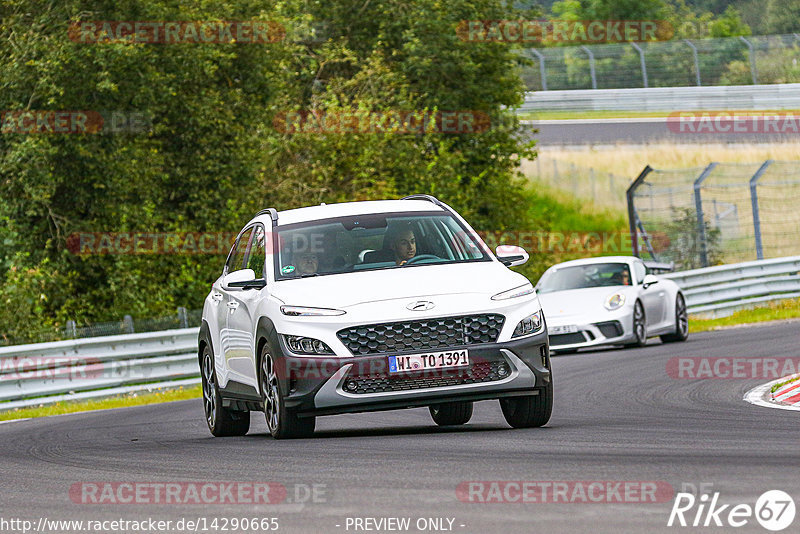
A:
492,282,535,301
604,292,626,311
512,310,544,338
281,305,346,316
283,335,334,355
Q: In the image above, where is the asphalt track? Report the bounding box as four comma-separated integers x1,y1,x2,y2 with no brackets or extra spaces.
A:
521,118,800,145
1,321,799,534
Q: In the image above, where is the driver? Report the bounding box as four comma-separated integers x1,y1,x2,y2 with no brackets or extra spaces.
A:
295,252,319,275
389,227,417,265
611,268,631,286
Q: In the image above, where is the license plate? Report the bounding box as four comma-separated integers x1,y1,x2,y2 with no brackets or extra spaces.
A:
549,325,578,334
388,350,469,373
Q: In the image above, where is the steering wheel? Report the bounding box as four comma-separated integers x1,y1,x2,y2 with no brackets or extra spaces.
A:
403,254,440,265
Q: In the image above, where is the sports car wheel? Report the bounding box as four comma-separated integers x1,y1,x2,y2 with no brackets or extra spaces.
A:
260,345,315,439
661,293,689,343
201,344,250,437
625,300,647,348
429,402,473,426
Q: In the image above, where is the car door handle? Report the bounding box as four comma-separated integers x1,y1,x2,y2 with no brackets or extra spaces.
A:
212,293,223,302
226,301,239,310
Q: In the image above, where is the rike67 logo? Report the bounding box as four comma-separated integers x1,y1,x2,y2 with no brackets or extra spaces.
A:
668,489,796,531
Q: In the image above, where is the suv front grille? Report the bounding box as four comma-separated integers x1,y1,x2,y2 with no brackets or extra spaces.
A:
343,360,510,394
337,314,505,355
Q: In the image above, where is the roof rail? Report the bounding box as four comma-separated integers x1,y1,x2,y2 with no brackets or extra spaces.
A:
255,208,279,226
401,194,444,207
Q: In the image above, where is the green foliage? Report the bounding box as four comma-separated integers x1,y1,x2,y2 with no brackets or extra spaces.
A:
663,207,722,270
0,0,540,341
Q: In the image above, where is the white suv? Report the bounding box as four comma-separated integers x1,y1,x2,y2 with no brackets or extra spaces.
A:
199,195,552,438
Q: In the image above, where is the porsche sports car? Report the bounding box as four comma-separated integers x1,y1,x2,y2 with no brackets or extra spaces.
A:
536,256,688,353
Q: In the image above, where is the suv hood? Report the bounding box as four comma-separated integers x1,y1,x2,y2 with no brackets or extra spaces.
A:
270,262,529,309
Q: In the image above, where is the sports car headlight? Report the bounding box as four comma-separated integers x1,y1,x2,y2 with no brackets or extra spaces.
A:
283,335,335,355
492,282,535,301
512,310,544,338
604,292,626,311
280,306,346,316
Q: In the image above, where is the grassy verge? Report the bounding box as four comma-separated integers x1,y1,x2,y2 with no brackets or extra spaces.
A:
771,375,800,393
689,298,800,334
518,110,800,121
0,384,201,422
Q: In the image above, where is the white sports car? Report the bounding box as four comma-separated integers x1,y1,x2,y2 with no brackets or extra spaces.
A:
536,256,688,353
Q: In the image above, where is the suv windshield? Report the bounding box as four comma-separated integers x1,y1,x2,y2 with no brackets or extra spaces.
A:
274,211,490,279
537,263,632,293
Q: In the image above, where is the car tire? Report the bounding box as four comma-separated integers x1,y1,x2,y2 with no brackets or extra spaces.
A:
500,381,553,429
259,344,315,439
625,300,647,348
660,293,689,343
201,344,250,437
429,402,473,426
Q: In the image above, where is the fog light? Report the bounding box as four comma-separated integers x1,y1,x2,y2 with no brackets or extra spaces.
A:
345,380,358,392
497,365,508,377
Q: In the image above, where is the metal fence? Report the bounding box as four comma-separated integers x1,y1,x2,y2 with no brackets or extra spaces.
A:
627,161,800,270
0,307,202,348
520,34,800,91
662,256,800,317
0,328,200,410
517,84,800,112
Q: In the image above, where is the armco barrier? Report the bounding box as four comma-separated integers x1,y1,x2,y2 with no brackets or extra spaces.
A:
0,328,200,410
517,83,800,112
2,257,798,409
662,256,800,317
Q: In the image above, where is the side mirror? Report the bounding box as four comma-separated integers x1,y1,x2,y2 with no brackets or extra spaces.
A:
495,245,529,267
642,274,659,289
223,268,265,289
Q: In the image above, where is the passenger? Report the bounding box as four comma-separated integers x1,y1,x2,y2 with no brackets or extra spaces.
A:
295,252,319,275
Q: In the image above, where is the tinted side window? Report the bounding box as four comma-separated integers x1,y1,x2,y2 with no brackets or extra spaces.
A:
245,225,267,278
225,227,253,274
634,261,647,284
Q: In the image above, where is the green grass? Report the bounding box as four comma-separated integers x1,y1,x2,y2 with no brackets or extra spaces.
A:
771,375,800,393
0,384,202,421
689,298,800,333
517,109,800,121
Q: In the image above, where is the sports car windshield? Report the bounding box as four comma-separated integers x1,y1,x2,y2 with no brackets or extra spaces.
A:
537,263,633,293
274,211,490,279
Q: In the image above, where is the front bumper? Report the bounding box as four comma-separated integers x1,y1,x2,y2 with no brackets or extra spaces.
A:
547,309,634,351
276,330,550,417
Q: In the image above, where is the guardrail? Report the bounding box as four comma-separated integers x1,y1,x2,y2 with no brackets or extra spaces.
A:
2,256,798,410
662,256,800,317
517,83,800,112
0,328,200,411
